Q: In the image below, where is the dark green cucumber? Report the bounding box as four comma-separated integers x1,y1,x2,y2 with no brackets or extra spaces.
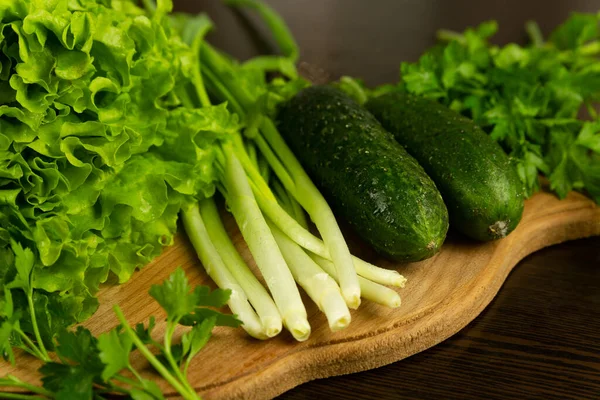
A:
366,91,524,241
277,86,449,261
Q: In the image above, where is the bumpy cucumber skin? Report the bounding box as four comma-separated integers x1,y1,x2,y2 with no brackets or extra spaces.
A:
366,91,524,241
277,86,449,261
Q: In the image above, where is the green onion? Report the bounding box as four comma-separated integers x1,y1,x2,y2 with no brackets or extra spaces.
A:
197,197,283,337
270,222,351,332
219,142,310,341
310,253,402,308
181,203,267,339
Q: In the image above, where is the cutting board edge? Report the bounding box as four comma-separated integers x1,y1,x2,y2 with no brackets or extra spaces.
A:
199,202,600,400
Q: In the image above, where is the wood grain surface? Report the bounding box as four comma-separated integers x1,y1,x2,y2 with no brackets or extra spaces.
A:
3,190,599,399
280,236,600,400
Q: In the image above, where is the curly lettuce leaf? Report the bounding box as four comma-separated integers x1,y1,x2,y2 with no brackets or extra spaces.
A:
0,0,235,349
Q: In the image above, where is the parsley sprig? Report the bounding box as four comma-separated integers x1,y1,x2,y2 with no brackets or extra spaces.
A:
1,247,240,400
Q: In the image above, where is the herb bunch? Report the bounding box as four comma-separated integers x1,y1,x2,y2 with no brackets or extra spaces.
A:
399,13,600,202
1,265,239,400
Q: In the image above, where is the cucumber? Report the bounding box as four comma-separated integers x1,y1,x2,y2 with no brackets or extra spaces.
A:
366,91,524,241
276,86,449,261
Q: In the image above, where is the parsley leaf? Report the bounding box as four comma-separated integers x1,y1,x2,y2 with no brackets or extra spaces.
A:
97,328,134,381
182,316,217,361
19,268,234,400
54,327,103,372
149,267,201,322
196,285,234,308
39,363,96,400
135,316,157,345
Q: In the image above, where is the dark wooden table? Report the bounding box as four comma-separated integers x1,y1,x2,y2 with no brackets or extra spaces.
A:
181,1,600,398
280,237,600,400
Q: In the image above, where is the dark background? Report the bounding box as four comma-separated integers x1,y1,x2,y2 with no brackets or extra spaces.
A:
179,1,600,399
185,0,600,86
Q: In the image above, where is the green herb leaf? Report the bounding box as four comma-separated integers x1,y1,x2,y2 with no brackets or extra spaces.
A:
134,315,157,345
54,326,103,372
40,362,96,400
130,385,167,400
549,12,600,50
97,328,134,381
149,267,201,321
196,286,232,308
182,316,217,360
179,307,241,328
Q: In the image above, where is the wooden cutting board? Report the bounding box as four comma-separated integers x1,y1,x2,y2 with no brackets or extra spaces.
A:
3,189,600,399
